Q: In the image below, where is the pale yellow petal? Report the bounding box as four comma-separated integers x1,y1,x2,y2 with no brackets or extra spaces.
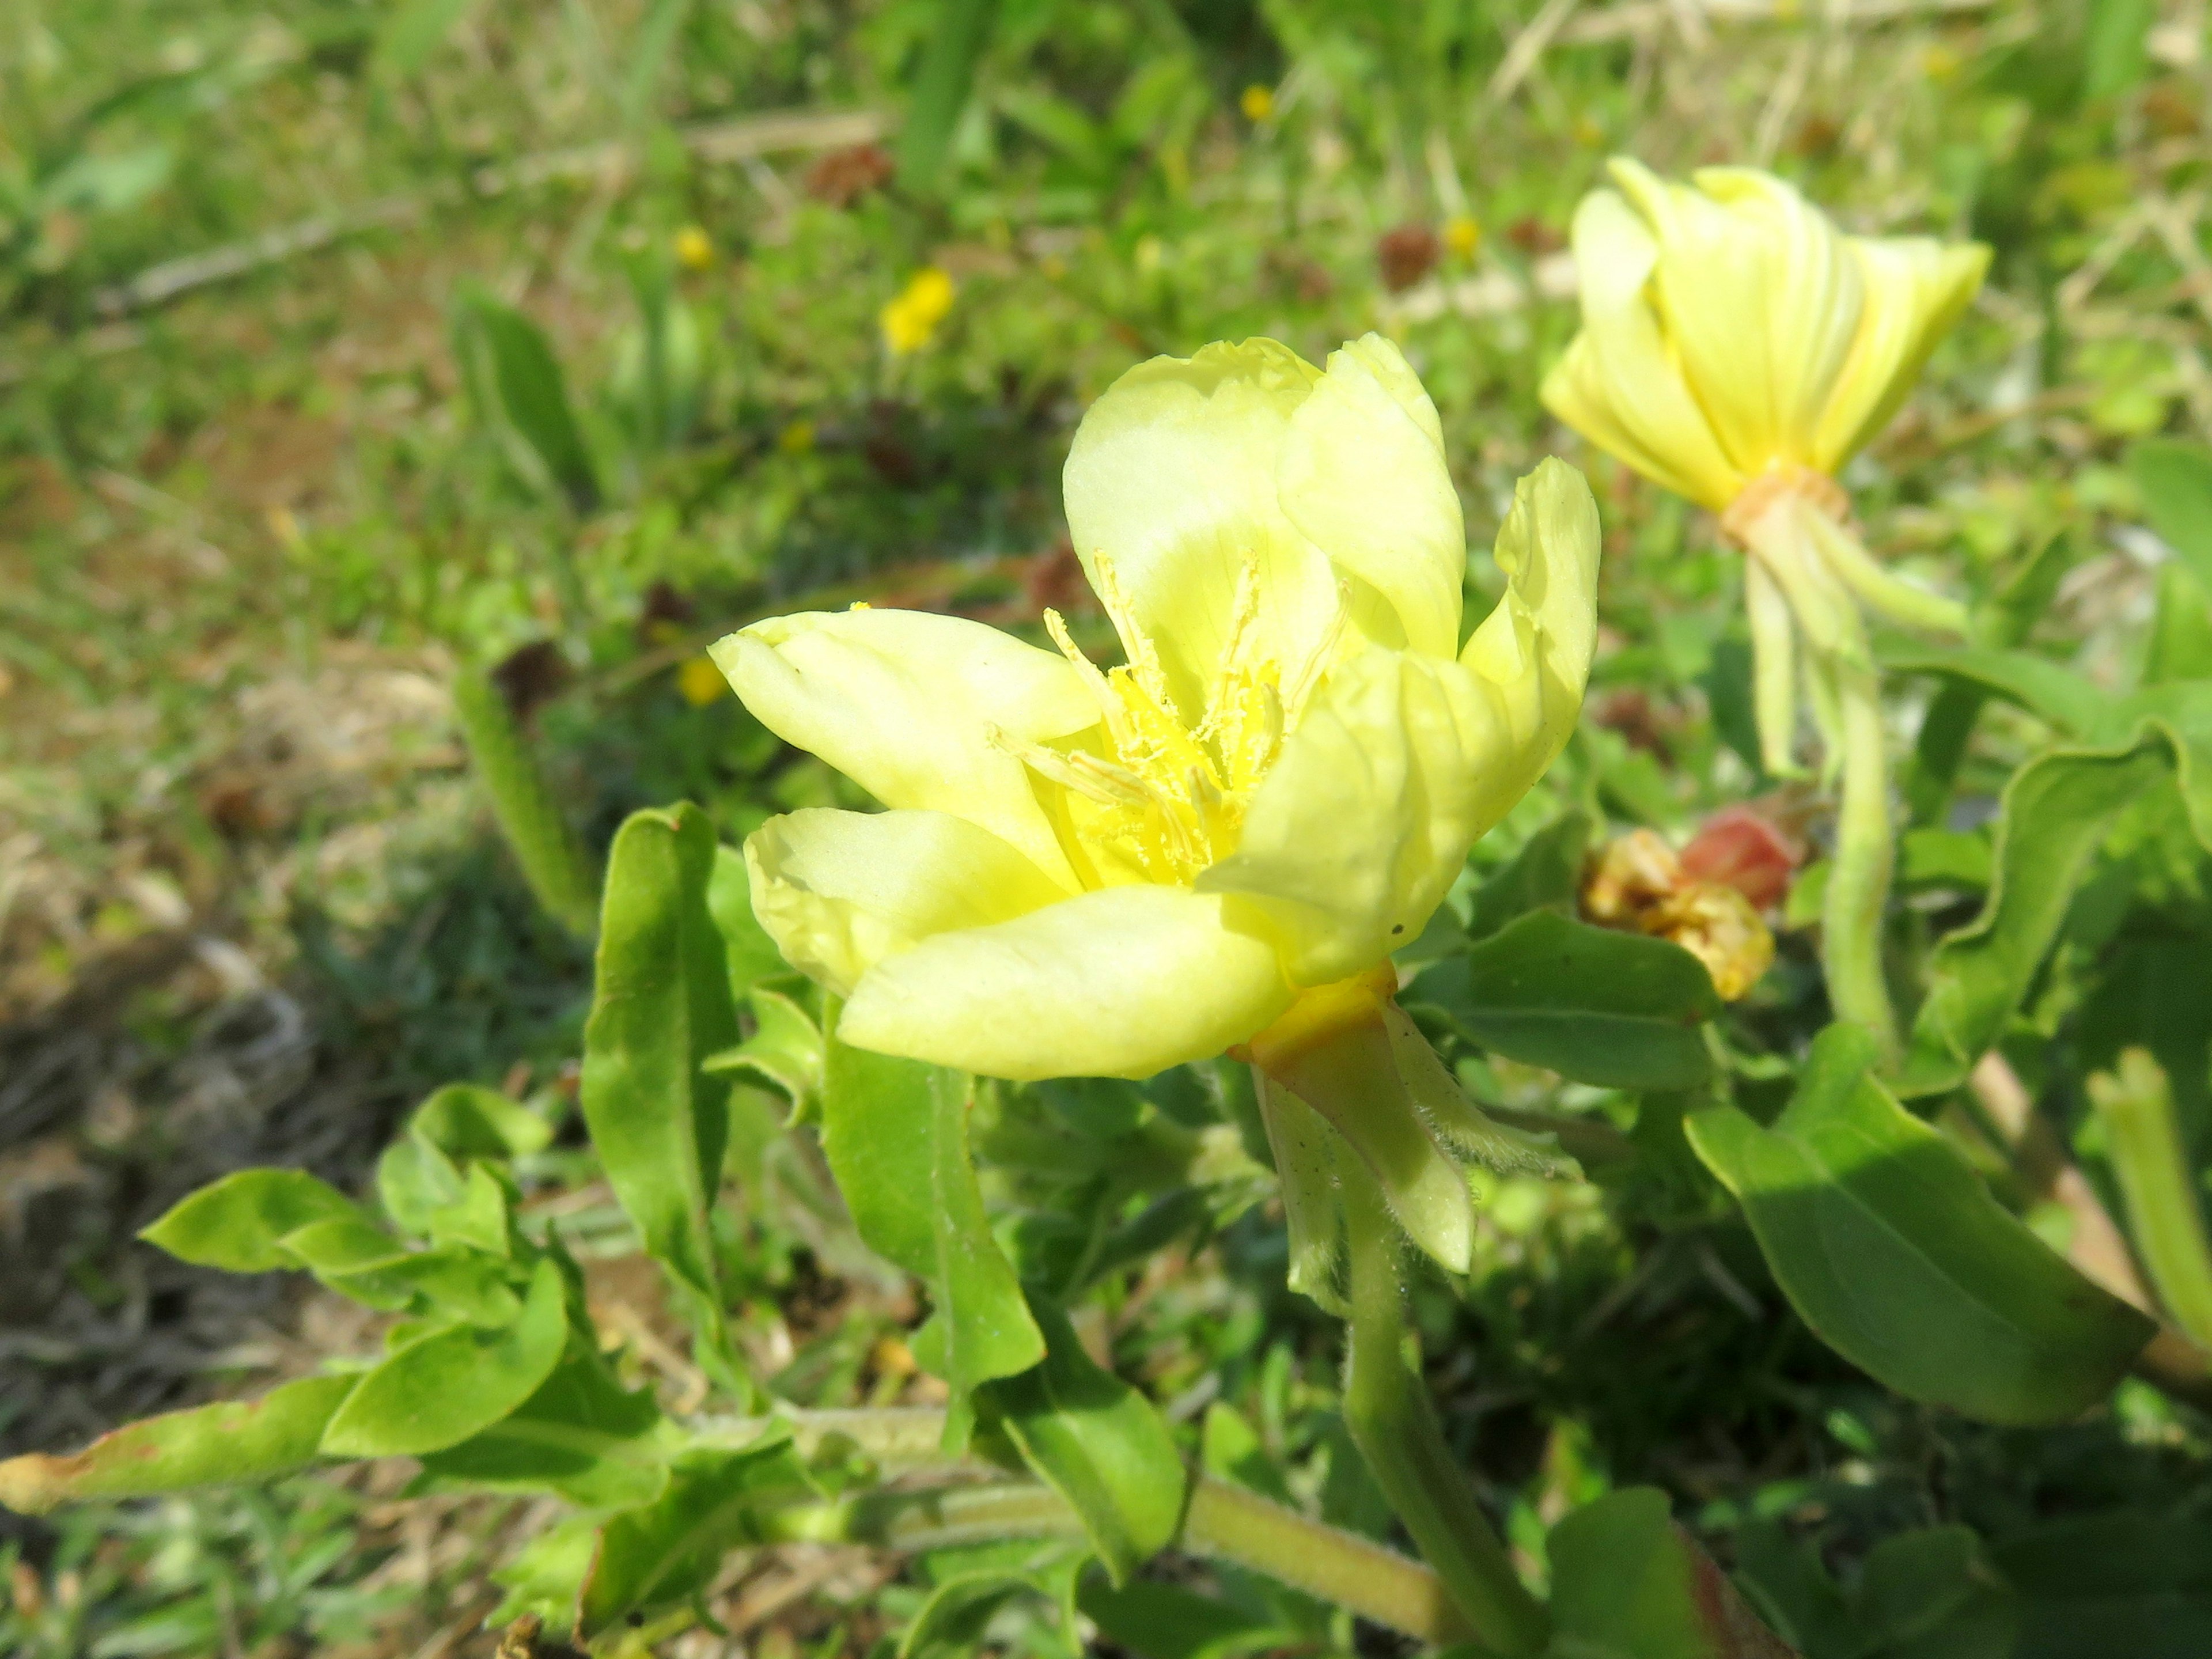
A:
838,885,1293,1081
1061,339,1347,719
744,809,1071,997
1811,236,1990,470
1543,186,1741,509
712,609,1097,886
1278,333,1465,658
1460,456,1603,790
1198,648,1491,986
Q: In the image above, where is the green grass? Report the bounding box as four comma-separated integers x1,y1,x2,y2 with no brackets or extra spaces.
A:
4,0,2211,1653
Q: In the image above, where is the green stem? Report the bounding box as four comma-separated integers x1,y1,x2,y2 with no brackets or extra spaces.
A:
1339,1160,1550,1656
1743,558,1806,781
2089,1050,2212,1350
753,1469,1469,1644
1825,653,1901,1066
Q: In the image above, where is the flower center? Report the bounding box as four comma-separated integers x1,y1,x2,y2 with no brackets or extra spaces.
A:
1001,551,1332,887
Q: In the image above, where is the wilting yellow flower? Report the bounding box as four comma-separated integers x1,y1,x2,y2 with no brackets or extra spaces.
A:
716,335,1600,1086
880,266,956,356
1582,828,1774,1001
673,225,714,272
1240,84,1276,123
1541,159,1988,513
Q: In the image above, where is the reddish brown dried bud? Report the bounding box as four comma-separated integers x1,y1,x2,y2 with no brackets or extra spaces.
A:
1680,805,1804,912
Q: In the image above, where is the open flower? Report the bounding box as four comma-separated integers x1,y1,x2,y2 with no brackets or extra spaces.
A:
717,336,1600,1279
719,335,1599,1083
1541,159,1988,514
880,267,956,356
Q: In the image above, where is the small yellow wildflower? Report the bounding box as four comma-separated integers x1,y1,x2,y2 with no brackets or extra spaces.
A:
1240,84,1275,123
677,656,728,706
673,225,714,272
1444,214,1481,259
880,267,956,356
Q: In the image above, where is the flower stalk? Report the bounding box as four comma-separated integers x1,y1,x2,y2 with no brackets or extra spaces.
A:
1339,1158,1551,1656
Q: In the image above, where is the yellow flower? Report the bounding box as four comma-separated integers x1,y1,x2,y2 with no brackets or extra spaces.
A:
1541,158,1988,513
1444,214,1481,259
673,225,714,272
1240,84,1276,123
880,266,956,356
677,655,728,706
714,335,1601,1087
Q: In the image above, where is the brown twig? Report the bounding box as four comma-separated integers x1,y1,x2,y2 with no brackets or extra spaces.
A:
1968,1052,2212,1411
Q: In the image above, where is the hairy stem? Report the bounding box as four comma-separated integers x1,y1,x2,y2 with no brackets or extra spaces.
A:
755,1469,1469,1643
1802,510,1970,637
2089,1050,2212,1351
1825,653,1901,1065
1339,1160,1550,1656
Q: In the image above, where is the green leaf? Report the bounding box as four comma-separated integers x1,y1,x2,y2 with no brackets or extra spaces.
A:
488,1513,602,1634
703,983,825,1119
1992,1514,2212,1659
1878,639,2103,736
1546,1488,1705,1659
2085,0,2156,98
411,1082,555,1160
319,1256,569,1457
707,842,789,999
141,1169,365,1273
2146,563,2212,685
1467,809,1594,940
0,1375,355,1515
979,1294,1185,1584
452,290,600,513
1687,1026,2154,1425
1079,1576,1293,1659
451,666,600,938
899,1541,1089,1659
1854,1527,2018,1659
898,0,999,193
414,1346,678,1509
1409,910,1718,1090
819,1037,1044,1424
2130,439,2212,591
1908,531,2074,827
1901,728,2180,1097
581,804,747,1400
577,1441,813,1636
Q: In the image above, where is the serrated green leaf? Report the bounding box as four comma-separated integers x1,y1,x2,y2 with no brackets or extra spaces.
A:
411,1082,554,1161
1410,909,1717,1090
581,804,748,1402
488,1513,603,1635
980,1294,1184,1584
319,1256,569,1457
141,1169,366,1273
1688,1026,2154,1425
0,1375,355,1516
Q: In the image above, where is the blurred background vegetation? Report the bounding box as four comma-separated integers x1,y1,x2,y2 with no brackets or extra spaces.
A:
2,0,2209,1654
